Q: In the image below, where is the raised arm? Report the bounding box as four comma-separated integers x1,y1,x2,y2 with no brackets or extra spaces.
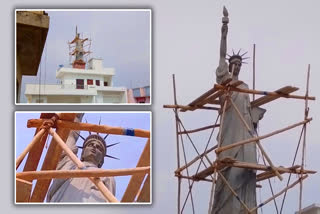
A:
219,6,229,66
216,6,231,84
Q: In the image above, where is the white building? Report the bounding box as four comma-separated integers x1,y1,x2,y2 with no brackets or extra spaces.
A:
25,27,127,104
25,58,127,103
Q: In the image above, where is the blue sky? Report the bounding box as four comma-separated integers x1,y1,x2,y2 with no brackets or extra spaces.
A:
20,10,151,102
15,112,151,201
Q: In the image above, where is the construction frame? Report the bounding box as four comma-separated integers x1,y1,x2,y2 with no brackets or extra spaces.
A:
164,59,316,213
15,113,151,203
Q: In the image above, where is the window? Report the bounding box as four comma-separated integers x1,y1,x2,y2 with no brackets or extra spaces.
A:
96,80,100,86
87,79,93,85
104,81,108,86
76,79,84,89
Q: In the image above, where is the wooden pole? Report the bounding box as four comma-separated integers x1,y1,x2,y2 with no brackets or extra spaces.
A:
16,167,150,180
28,119,150,138
208,96,228,213
253,44,256,101
229,95,283,180
192,158,315,181
250,175,308,213
178,124,220,135
217,171,251,213
176,174,214,183
172,74,181,214
48,128,84,168
163,104,220,111
16,128,47,169
216,118,312,154
229,97,251,131
175,145,217,174
214,84,315,101
48,128,118,203
299,64,311,213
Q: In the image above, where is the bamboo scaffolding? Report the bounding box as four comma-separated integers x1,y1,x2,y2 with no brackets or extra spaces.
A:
175,145,217,174
299,65,311,213
228,96,283,180
16,128,47,169
30,114,77,202
250,175,308,213
178,124,220,135
48,128,118,203
178,123,195,214
200,80,243,108
251,86,299,108
176,174,214,183
23,114,52,174
163,104,219,111
214,84,315,101
193,158,315,180
257,165,300,182
165,64,316,213
16,167,150,180
121,138,150,202
252,44,256,101
208,95,229,213
215,118,312,154
28,119,150,138
217,171,251,213
172,74,182,214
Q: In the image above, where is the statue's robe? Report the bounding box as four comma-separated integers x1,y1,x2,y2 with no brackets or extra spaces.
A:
46,131,116,203
211,61,265,214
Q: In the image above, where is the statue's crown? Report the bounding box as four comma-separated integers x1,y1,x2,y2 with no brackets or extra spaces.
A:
227,49,249,64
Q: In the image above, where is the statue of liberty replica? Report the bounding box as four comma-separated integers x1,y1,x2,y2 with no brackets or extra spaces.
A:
212,6,266,214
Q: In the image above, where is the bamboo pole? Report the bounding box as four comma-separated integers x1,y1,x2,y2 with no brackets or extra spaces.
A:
229,96,283,180
216,118,312,154
28,119,150,138
178,124,220,135
163,104,220,111
16,167,150,180
299,64,311,213
250,175,308,213
16,128,47,169
48,128,84,168
217,171,251,213
193,158,315,180
256,141,283,181
48,128,118,203
172,74,181,214
176,174,214,183
253,44,256,101
214,84,315,101
175,145,217,174
257,165,300,182
208,96,228,213
229,98,251,131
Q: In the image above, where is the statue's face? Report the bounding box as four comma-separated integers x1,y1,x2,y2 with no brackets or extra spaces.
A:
230,59,242,76
81,140,105,167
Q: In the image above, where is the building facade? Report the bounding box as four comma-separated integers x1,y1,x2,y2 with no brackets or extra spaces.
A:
127,86,150,103
25,58,127,103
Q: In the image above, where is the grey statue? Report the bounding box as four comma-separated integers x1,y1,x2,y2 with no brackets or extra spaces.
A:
211,6,266,214
47,114,116,202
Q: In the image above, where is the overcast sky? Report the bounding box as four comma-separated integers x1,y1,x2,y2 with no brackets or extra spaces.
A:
16,112,151,201
6,0,320,214
20,10,151,102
